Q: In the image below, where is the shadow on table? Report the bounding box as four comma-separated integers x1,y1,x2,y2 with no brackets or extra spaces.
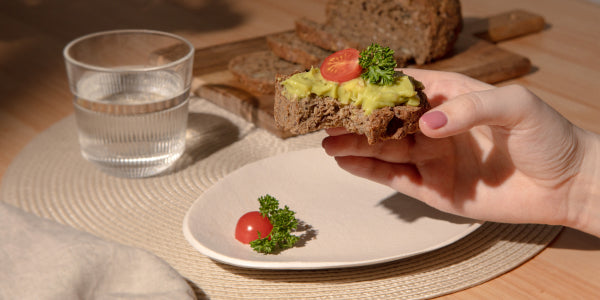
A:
167,112,240,174
185,280,210,300
549,227,600,251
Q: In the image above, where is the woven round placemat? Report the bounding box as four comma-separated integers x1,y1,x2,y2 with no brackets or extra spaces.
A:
1,98,561,299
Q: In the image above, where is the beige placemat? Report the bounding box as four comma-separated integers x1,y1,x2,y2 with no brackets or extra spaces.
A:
0,97,561,299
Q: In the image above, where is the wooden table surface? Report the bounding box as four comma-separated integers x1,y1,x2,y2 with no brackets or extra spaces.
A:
1,0,599,298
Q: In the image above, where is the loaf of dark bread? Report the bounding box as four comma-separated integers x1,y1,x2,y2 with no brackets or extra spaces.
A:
228,51,305,95
274,73,430,144
266,32,333,69
296,0,462,65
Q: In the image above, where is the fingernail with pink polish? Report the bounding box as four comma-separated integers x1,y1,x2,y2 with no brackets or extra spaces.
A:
421,111,447,130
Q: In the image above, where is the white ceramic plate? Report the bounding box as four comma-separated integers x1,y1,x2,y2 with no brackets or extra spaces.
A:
183,148,481,270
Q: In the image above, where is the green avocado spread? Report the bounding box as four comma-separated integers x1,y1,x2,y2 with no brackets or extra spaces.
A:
281,67,422,115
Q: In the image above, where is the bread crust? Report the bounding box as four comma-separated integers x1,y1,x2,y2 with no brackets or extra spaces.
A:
295,0,462,65
228,51,305,95
266,32,332,69
274,73,430,144
294,18,361,54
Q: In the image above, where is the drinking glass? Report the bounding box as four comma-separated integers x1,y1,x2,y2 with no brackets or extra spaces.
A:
64,29,194,178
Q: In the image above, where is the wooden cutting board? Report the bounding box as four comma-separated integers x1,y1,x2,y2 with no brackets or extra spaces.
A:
192,10,545,138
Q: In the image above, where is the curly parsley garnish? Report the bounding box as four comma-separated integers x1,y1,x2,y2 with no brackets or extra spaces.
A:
359,44,398,86
250,195,300,254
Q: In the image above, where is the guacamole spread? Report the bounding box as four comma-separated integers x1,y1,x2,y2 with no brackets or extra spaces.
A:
281,67,421,115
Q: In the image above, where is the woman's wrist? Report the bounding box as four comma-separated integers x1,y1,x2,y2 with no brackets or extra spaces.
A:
568,128,600,237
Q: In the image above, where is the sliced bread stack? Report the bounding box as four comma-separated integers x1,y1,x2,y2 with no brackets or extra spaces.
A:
228,0,463,95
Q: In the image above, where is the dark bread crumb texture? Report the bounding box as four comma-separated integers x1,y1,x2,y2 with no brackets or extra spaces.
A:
274,73,430,145
324,0,462,65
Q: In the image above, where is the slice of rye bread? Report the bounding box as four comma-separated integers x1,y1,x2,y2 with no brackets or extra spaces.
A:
228,51,306,95
274,73,430,144
295,18,413,66
266,31,333,69
296,0,463,65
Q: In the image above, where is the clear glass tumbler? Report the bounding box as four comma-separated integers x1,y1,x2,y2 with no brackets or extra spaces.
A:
64,29,194,178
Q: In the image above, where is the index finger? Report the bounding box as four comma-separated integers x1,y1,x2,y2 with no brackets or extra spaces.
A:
399,68,495,107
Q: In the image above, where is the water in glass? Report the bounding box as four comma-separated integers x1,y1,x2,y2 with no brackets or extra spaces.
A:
73,70,188,177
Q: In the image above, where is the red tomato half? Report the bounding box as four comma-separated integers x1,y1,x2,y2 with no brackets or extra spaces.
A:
235,211,273,244
320,48,362,83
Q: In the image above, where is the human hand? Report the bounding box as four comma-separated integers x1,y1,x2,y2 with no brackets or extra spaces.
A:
322,69,599,236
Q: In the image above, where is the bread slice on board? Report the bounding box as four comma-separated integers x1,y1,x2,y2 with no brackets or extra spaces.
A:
295,18,414,66
294,18,361,54
266,32,333,69
274,73,430,144
228,51,306,95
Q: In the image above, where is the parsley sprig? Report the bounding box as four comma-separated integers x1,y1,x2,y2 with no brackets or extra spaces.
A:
359,44,398,85
250,195,300,254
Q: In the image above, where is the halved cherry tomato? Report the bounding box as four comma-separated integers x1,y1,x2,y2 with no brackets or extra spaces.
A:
320,48,362,83
235,211,273,244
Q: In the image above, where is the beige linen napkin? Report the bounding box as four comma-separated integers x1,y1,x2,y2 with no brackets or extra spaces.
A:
0,202,195,300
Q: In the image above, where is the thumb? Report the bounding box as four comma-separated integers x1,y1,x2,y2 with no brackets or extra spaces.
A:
419,85,537,138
